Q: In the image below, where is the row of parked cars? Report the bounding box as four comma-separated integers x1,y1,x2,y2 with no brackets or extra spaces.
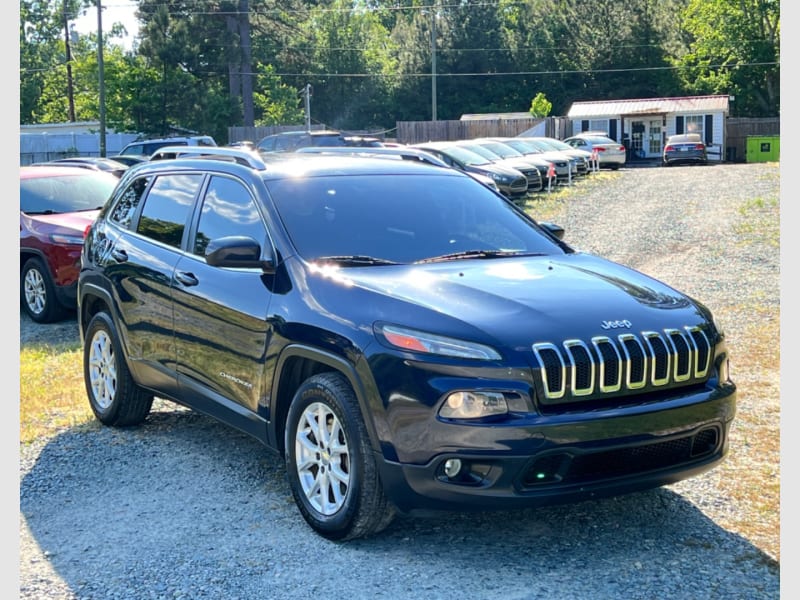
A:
254,130,627,203
19,130,622,323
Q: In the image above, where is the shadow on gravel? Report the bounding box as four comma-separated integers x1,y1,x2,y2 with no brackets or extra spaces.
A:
21,406,779,600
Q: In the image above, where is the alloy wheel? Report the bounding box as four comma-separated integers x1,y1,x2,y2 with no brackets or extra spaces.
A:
87,329,117,410
294,401,351,516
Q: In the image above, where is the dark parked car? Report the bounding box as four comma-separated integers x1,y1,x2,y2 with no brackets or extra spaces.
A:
109,155,150,168
78,147,736,541
663,133,708,166
34,157,130,178
256,130,347,153
20,165,118,322
411,141,529,200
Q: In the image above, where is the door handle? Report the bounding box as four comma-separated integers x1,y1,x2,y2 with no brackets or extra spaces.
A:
110,248,128,262
174,271,199,287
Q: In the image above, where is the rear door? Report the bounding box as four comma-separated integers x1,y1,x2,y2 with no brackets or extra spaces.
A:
97,172,204,394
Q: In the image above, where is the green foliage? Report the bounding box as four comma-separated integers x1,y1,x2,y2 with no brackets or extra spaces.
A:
253,64,304,126
19,0,780,136
674,0,779,116
529,93,552,118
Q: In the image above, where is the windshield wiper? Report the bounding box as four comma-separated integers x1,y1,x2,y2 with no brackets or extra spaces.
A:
416,250,544,264
314,255,400,266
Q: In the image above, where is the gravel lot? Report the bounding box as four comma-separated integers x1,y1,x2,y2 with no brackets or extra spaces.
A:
19,162,781,599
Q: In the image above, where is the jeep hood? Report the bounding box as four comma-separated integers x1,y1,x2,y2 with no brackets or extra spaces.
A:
330,253,709,344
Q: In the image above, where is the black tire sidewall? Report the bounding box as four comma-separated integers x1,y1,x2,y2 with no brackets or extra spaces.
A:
83,312,124,424
285,374,365,539
21,257,63,323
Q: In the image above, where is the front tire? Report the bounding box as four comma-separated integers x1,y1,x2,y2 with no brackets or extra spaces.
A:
285,372,395,541
21,257,67,323
84,311,153,426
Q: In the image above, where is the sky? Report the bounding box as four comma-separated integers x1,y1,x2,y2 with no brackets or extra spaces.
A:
72,0,140,50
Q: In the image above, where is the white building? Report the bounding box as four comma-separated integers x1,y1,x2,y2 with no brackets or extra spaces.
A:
566,95,730,162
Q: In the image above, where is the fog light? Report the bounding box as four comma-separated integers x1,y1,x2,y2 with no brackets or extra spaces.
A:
444,458,462,478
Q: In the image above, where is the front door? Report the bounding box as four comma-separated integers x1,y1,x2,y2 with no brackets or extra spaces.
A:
629,119,663,159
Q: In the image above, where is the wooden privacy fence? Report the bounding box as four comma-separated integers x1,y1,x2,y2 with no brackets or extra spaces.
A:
724,117,780,162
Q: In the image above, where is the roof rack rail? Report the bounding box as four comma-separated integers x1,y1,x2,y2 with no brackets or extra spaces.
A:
148,146,268,170
295,146,449,168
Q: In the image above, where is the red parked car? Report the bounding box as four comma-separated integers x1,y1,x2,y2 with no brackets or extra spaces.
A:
20,165,118,322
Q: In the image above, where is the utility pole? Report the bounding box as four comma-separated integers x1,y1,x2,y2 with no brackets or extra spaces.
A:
430,2,437,122
63,3,76,122
304,84,312,132
97,0,106,157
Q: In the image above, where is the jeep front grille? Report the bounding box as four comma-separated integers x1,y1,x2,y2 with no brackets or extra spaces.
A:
532,326,711,404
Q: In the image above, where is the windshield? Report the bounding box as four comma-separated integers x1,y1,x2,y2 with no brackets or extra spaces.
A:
268,173,567,264
436,145,492,167
503,139,538,154
460,143,502,162
20,171,118,214
480,142,522,159
539,139,573,151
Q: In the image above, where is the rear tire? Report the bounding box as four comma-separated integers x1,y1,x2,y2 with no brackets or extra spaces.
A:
84,311,153,426
285,372,395,541
21,257,67,323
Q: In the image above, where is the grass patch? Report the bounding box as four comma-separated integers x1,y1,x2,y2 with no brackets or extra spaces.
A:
522,170,621,222
20,341,94,444
735,196,780,247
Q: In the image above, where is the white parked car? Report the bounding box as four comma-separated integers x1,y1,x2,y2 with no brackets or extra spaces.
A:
563,133,626,169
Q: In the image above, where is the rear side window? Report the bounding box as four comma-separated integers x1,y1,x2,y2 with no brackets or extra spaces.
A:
136,174,204,248
109,175,154,228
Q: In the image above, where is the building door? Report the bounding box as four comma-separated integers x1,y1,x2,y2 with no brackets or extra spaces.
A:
647,119,662,157
629,119,663,159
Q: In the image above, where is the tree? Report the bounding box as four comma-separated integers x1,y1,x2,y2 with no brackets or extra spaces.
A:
253,64,304,126
675,0,779,116
529,92,552,118
297,0,399,130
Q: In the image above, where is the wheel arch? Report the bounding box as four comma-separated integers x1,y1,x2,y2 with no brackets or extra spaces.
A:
20,248,49,273
77,282,134,370
270,345,381,459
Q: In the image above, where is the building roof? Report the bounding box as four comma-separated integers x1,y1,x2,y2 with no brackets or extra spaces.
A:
567,95,730,118
460,112,535,121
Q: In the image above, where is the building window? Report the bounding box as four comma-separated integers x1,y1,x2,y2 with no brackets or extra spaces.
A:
686,115,703,135
589,119,609,133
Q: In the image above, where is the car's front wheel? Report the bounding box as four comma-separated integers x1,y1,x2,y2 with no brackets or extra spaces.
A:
84,311,153,426
285,372,395,541
21,257,67,323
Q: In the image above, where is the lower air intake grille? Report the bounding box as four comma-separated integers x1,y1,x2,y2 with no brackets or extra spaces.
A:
520,426,720,489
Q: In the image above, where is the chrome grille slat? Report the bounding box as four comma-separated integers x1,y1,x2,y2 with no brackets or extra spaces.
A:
533,326,712,402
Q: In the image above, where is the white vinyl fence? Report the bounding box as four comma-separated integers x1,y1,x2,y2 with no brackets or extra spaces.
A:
20,132,139,165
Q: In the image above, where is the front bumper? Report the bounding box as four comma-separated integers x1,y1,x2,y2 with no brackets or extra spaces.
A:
375,386,736,513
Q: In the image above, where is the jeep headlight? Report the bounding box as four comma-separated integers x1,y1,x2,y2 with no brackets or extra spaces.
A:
377,324,501,360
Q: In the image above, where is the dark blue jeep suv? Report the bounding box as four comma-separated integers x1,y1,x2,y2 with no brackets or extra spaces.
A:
78,147,736,540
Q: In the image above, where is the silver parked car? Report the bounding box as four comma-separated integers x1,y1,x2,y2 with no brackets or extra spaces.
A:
662,133,708,166
563,133,626,170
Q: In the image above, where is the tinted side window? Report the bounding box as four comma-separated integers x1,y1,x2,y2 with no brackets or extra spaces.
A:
193,176,266,257
274,135,298,151
258,136,276,151
137,174,204,248
109,175,153,228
